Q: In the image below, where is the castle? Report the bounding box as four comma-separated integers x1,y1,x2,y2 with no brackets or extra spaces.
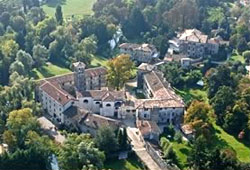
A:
36,61,185,133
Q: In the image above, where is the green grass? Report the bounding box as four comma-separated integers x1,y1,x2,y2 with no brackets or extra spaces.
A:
42,0,96,18
90,55,108,68
172,141,191,169
174,87,208,104
104,154,145,170
230,51,245,64
213,123,250,163
30,62,71,80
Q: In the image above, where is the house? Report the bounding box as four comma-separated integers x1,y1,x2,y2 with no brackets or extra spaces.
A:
137,120,161,142
169,29,221,59
119,43,159,63
181,124,194,139
136,63,185,124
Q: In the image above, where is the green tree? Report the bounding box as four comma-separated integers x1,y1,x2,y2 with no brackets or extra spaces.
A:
58,133,105,170
16,50,34,71
243,50,250,64
107,54,135,90
55,5,63,25
94,126,119,157
210,86,235,124
32,44,49,66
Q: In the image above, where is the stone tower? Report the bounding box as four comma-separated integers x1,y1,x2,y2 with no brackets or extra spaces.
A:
73,62,86,92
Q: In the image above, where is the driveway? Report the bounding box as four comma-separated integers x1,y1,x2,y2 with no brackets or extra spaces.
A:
127,127,161,170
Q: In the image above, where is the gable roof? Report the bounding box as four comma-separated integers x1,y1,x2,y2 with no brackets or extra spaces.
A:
179,29,208,43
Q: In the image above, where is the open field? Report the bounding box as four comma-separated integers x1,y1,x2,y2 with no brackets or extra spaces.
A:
172,141,191,169
90,55,108,68
42,0,96,18
30,62,71,80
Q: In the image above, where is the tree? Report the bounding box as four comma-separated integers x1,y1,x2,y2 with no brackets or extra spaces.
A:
210,86,235,124
163,0,199,30
9,61,26,75
107,54,135,90
6,108,39,148
55,5,63,25
184,101,213,139
243,50,250,64
160,62,184,87
58,133,105,170
15,50,34,73
32,44,49,66
94,126,119,157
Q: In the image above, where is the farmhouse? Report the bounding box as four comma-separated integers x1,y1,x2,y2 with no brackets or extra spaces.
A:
119,43,159,63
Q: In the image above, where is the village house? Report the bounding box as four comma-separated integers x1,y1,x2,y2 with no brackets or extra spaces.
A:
119,43,159,64
169,29,220,59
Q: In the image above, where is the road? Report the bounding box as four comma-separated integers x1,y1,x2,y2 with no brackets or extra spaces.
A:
127,127,161,170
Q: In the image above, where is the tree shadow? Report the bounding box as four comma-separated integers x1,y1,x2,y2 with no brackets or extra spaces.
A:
29,70,40,79
180,148,190,155
45,0,67,8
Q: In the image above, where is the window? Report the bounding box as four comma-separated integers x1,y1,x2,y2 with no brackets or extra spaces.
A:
95,101,100,105
144,108,148,111
106,103,111,107
83,99,88,103
144,114,147,118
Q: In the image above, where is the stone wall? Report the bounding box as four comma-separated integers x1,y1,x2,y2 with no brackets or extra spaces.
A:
145,142,180,170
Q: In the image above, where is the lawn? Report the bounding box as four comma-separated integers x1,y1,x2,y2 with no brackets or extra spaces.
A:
30,62,71,80
42,0,96,18
172,141,191,169
213,123,250,163
174,87,208,104
90,55,108,68
104,154,145,170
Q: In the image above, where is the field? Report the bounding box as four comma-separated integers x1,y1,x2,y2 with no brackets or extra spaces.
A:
104,154,145,170
230,51,245,64
30,62,71,80
172,141,191,169
42,0,96,18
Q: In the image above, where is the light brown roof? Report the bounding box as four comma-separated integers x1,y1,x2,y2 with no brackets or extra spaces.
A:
85,67,107,77
179,29,208,43
81,89,125,101
137,120,161,136
135,99,184,109
79,109,121,129
119,43,157,53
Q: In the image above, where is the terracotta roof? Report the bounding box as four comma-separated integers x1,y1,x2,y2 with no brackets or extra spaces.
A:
40,82,74,106
85,67,107,77
137,120,161,136
181,124,194,135
79,109,121,129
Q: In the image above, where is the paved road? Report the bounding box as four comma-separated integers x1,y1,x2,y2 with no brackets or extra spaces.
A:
127,127,161,170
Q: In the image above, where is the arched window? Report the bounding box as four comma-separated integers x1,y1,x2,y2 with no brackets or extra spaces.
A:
115,101,122,107
83,99,88,103
95,101,100,105
106,103,111,107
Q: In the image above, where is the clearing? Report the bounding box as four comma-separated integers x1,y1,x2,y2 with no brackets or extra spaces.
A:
30,62,71,80
42,0,96,18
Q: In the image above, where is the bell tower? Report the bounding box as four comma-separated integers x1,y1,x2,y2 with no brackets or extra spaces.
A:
73,62,86,92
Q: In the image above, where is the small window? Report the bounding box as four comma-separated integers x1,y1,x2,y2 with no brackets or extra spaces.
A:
144,108,148,111
95,101,100,105
83,99,88,103
106,103,111,107
144,114,147,118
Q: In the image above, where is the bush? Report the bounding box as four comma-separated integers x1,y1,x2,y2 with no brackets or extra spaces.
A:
174,132,183,143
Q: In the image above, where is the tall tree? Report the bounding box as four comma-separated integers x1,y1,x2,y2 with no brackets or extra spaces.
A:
106,54,135,90
55,5,63,25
